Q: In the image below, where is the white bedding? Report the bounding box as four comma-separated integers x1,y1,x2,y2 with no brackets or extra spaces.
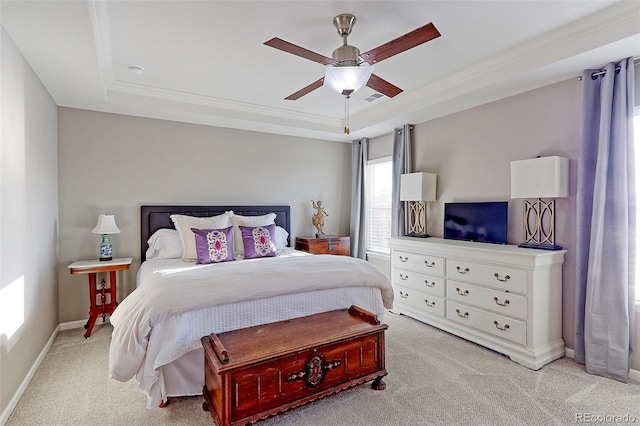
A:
109,250,393,408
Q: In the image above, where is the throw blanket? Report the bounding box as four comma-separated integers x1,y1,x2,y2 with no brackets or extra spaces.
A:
109,254,393,406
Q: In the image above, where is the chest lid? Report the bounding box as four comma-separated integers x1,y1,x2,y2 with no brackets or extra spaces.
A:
202,305,387,371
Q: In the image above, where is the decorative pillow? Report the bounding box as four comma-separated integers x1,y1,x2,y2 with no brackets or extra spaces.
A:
145,229,182,260
191,227,234,264
275,226,289,251
231,212,276,256
239,224,278,259
170,212,232,262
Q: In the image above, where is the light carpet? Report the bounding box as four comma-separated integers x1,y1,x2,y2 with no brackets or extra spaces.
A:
6,312,640,425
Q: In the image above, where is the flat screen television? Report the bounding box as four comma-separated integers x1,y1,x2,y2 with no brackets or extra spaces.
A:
443,202,508,244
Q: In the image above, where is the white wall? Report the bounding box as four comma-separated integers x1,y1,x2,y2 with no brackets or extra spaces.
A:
57,108,352,323
0,27,58,418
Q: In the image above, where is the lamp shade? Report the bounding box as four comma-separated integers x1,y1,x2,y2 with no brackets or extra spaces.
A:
323,65,374,94
91,214,120,234
510,156,569,199
400,172,437,202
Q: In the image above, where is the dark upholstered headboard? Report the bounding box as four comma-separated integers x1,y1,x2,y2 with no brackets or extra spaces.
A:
140,205,291,261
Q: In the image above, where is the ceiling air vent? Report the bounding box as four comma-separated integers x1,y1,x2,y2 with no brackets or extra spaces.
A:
363,93,384,102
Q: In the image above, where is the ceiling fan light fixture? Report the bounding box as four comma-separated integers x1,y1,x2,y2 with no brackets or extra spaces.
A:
323,65,374,95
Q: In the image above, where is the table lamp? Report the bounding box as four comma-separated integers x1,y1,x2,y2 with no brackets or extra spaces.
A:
400,172,437,238
510,156,568,250
92,214,120,261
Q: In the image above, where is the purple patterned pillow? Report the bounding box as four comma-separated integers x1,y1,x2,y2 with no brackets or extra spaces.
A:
239,224,278,259
191,227,234,264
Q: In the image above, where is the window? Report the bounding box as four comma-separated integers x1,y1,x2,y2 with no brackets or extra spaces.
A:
366,157,392,254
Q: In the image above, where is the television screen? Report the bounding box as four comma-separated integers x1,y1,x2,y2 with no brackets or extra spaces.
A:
444,202,508,244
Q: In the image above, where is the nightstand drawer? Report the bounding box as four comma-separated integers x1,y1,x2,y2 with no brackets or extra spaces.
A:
295,236,350,256
392,268,445,297
392,250,444,276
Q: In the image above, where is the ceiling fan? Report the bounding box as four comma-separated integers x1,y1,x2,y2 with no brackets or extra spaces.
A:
264,14,441,100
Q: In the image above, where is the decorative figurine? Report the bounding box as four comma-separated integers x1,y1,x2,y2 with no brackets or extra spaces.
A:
311,200,328,237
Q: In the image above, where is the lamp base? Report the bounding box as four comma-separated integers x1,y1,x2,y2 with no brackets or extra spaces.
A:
517,242,563,251
405,233,431,238
99,234,113,261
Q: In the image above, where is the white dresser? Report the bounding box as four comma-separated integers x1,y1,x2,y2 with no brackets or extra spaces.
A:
389,237,566,370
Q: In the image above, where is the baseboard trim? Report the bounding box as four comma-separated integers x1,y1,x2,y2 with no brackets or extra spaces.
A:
564,347,640,382
0,325,59,426
59,318,110,331
59,319,87,331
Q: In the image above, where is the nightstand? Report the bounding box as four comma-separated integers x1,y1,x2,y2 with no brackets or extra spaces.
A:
295,236,350,256
68,257,132,338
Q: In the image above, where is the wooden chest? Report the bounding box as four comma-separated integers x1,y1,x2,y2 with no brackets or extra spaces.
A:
201,305,387,426
294,236,350,256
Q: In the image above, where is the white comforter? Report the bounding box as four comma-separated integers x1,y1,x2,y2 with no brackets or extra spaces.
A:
109,252,393,407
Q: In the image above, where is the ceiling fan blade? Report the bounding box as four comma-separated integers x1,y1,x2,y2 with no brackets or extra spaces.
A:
264,38,336,65
284,77,325,100
366,74,403,98
360,22,441,65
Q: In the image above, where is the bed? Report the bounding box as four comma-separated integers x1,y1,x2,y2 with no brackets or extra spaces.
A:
108,205,393,409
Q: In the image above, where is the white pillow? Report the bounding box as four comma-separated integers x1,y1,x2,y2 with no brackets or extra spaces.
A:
145,229,182,260
231,212,276,256
171,212,233,262
275,226,289,251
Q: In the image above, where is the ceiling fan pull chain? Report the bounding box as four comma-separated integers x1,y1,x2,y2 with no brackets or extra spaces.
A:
344,94,350,134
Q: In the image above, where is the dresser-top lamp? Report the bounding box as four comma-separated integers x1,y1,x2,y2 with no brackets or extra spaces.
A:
511,156,568,250
400,172,437,238
92,214,120,261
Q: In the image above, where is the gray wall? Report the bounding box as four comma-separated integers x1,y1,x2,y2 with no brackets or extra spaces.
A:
57,108,352,323
411,77,638,370
0,28,59,416
414,77,578,336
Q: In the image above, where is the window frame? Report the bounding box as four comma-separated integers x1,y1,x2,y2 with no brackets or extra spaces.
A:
365,155,393,255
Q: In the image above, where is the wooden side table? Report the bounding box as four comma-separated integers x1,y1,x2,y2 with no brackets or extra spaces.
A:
68,257,132,338
295,236,350,256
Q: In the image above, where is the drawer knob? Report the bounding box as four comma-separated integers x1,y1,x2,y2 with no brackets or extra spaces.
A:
456,266,470,274
455,309,469,318
456,288,469,296
399,256,409,262
424,299,435,308
399,274,409,280
493,297,510,307
494,273,511,282
399,291,409,299
424,280,435,288
493,321,510,331
424,261,435,268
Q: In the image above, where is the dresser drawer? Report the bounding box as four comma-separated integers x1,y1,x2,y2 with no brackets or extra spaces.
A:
446,280,527,320
446,260,526,294
392,250,445,276
392,268,445,297
394,285,445,318
446,300,526,345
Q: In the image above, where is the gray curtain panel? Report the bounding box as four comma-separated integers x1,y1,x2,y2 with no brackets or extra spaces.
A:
350,138,368,259
391,125,412,237
574,57,636,382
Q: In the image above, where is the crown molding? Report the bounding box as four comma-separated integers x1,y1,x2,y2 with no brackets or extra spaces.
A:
351,0,640,131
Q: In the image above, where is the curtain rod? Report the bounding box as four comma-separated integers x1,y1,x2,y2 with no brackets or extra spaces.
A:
578,57,640,80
